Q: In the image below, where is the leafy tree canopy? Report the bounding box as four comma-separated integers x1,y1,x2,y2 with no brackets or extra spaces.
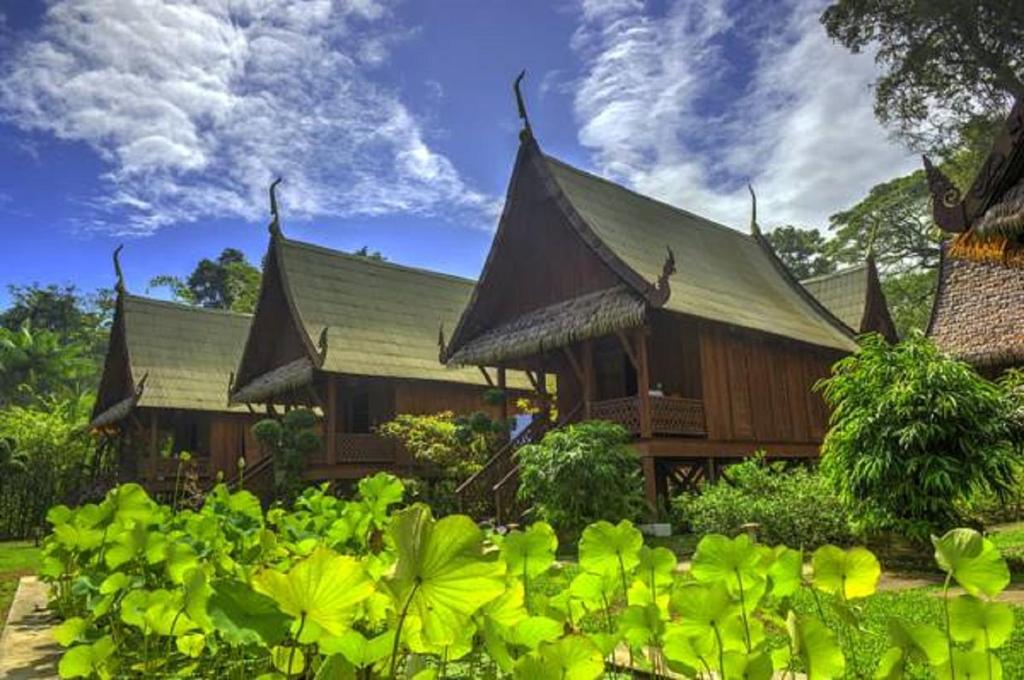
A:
763,226,836,280
351,246,387,261
821,0,1024,153
150,248,260,313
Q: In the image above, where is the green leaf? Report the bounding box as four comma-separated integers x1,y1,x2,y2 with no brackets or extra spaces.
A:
387,504,505,646
636,545,676,592
811,545,880,600
789,613,845,679
512,635,604,680
98,572,130,595
578,520,642,577
935,649,1002,680
271,646,306,676
319,629,394,669
208,579,291,646
949,595,1014,649
692,534,766,593
932,528,1010,597
164,541,200,584
768,546,803,598
510,616,564,650
722,651,773,680
58,636,115,679
53,617,88,647
886,619,949,666
617,603,664,649
253,547,373,640
874,647,905,680
569,571,620,609
176,633,205,658
671,581,738,642
501,522,558,580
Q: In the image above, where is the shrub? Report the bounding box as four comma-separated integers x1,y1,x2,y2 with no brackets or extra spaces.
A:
0,393,102,539
673,455,856,548
252,408,320,501
516,420,645,538
818,332,1022,539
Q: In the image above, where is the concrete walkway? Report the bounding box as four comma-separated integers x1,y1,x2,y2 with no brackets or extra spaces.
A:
0,578,58,680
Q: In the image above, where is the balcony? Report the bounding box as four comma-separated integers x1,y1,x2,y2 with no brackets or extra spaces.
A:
590,395,706,437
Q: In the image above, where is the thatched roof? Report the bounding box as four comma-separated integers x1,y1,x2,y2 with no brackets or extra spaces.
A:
231,235,528,402
91,295,251,427
447,285,646,366
801,265,869,332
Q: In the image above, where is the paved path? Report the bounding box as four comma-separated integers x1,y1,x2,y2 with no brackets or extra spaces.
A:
0,578,58,680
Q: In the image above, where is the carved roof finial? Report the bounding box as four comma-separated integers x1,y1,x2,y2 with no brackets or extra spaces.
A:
513,70,532,141
113,244,126,293
268,177,283,237
747,184,760,236
318,326,329,362
922,156,968,232
651,246,676,306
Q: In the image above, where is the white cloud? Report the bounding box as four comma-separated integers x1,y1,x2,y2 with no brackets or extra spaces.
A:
569,0,919,231
0,0,492,234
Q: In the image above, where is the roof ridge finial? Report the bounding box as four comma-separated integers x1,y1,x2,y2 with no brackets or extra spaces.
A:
113,244,126,293
268,177,283,237
513,70,532,141
747,184,760,236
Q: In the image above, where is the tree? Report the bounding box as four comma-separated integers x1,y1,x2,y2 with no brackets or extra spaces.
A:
0,324,95,407
150,248,260,313
817,332,1021,539
764,225,836,279
351,246,387,261
821,0,1024,153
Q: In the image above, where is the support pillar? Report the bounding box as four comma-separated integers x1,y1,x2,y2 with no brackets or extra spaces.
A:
642,456,659,510
635,327,652,438
326,375,337,465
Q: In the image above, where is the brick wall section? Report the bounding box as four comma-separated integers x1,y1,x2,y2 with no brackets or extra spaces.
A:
929,252,1024,369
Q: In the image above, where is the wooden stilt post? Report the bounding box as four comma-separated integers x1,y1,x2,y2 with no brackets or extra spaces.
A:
636,327,652,438
326,375,337,465
705,457,717,484
642,456,658,510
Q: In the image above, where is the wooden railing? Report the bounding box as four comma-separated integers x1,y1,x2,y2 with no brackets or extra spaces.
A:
335,433,398,463
591,395,706,436
140,456,212,483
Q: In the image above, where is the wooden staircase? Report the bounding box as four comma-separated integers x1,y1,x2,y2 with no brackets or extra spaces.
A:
219,453,276,503
456,404,581,523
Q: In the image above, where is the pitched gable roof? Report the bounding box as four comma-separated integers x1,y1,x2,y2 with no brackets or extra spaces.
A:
92,295,251,426
801,265,870,331
540,154,857,351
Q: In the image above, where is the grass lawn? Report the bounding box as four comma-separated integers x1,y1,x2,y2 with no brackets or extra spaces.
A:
0,540,42,632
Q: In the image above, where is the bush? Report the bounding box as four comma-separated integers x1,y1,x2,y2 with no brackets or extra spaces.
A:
0,393,103,539
818,332,1022,539
516,420,645,538
673,455,856,548
252,408,320,501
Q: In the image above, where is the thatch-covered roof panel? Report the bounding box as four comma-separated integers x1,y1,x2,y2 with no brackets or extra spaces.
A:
801,265,868,332
448,285,646,366
543,156,857,352
122,296,251,412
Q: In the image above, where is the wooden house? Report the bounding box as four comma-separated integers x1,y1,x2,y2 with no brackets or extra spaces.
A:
925,98,1024,376
801,258,898,342
442,89,858,514
91,254,258,493
228,208,525,485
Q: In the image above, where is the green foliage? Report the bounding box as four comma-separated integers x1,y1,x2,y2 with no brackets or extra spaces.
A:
0,394,100,539
150,247,260,313
820,0,1023,154
516,421,646,538
37,475,1023,679
252,408,321,501
0,324,97,407
819,333,1022,538
764,225,836,280
674,456,856,549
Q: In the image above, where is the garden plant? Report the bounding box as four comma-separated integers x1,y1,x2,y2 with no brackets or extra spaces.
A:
38,474,1018,679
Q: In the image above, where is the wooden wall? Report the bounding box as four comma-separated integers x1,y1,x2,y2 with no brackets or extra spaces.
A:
648,312,702,400
393,379,505,419
697,321,838,444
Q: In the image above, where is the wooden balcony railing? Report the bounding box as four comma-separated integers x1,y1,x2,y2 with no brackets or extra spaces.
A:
139,456,212,482
591,395,706,436
306,433,402,466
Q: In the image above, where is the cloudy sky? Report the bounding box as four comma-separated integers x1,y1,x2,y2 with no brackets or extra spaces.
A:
0,0,918,302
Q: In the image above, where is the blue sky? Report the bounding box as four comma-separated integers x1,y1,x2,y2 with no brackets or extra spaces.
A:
0,0,918,307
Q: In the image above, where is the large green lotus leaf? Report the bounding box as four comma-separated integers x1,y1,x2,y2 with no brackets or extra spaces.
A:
58,636,115,679
627,580,670,616
578,520,642,577
949,595,1014,649
768,546,803,598
181,567,213,632
811,546,881,600
165,542,200,584
692,534,766,591
501,522,558,580
672,581,739,641
935,649,1002,680
357,472,405,520
886,619,949,666
54,523,104,552
722,614,766,652
481,580,528,630
145,595,198,636
98,572,130,595
387,504,505,646
663,623,714,675
208,579,291,646
637,546,676,591
723,650,773,680
226,488,264,520
103,522,148,569
53,617,88,647
105,483,157,524
512,635,605,680
569,570,620,610
176,633,205,659
875,647,905,680
271,645,306,676
510,616,564,650
319,629,394,668
932,529,1009,597
47,504,73,526
253,547,373,640
404,615,477,659
789,613,845,679
119,589,170,631
617,603,664,649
